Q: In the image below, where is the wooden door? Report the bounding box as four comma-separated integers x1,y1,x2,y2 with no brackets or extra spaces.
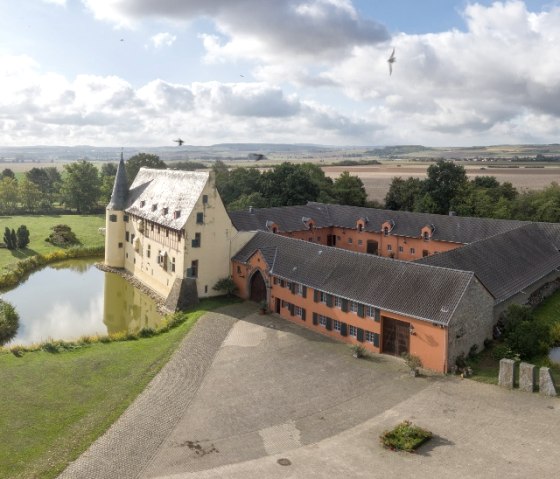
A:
367,240,378,255
382,316,410,357
249,270,267,303
327,234,336,246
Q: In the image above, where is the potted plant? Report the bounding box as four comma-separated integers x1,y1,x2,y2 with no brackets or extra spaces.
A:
401,353,422,377
259,300,268,314
351,344,366,359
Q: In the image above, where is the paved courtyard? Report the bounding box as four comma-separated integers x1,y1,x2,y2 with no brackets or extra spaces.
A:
60,302,560,479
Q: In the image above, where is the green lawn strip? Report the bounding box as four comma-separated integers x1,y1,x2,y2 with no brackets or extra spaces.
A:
0,297,233,479
0,214,105,272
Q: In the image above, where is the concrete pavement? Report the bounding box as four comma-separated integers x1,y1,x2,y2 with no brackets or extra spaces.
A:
59,302,560,479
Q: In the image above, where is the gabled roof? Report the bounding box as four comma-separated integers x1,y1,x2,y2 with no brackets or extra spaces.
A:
125,168,209,230
416,223,560,303
229,202,527,244
233,232,476,325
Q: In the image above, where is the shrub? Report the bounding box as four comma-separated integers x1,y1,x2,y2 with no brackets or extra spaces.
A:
212,277,238,297
351,343,367,358
138,327,156,338
402,353,423,371
42,340,62,353
491,343,518,361
45,224,80,247
380,420,432,452
3,227,15,250
0,300,19,345
16,225,30,249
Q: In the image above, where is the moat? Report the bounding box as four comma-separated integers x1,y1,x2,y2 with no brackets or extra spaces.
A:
1,258,164,346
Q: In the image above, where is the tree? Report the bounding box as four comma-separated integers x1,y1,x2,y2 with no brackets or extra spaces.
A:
16,225,30,249
260,163,320,207
384,177,424,211
60,161,101,213
25,167,61,207
19,178,42,211
3,227,15,249
1,168,15,180
0,177,19,212
423,160,468,215
126,153,166,184
227,192,267,211
0,300,19,345
100,162,118,204
332,171,367,206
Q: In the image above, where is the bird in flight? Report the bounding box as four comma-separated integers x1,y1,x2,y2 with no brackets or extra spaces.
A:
387,48,396,75
173,138,184,146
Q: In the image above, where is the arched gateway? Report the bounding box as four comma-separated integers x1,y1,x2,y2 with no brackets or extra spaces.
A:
249,270,267,303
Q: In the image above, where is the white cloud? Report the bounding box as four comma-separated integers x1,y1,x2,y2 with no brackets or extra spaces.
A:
149,32,177,49
42,0,66,6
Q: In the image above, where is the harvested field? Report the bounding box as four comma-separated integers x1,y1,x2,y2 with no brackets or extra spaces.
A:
323,165,560,202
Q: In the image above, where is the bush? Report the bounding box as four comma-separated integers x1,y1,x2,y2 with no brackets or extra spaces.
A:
402,353,423,370
212,277,238,297
491,343,518,361
3,227,16,250
45,224,80,247
16,225,30,249
351,343,367,358
138,327,156,338
380,420,432,452
0,300,19,345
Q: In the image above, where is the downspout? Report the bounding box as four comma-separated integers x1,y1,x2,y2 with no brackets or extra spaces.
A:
443,325,449,374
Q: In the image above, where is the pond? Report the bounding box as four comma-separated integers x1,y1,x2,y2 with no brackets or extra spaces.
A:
1,258,164,346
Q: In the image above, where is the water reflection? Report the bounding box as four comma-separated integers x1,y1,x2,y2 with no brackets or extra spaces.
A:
1,259,164,346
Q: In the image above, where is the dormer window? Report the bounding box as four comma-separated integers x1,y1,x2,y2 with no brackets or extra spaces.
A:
175,210,182,220
152,204,157,212
421,224,435,241
163,207,169,215
383,227,389,236
382,219,395,236
140,201,145,208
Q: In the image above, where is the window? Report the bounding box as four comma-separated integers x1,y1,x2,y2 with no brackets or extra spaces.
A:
150,223,154,231
202,194,208,204
237,265,242,274
348,238,353,244
333,297,341,308
366,306,374,318
130,233,135,244
192,232,201,247
163,207,168,215
398,246,403,253
334,320,341,332
109,214,117,222
387,244,392,251
118,242,123,248
123,215,129,222
297,283,304,295
349,301,359,313
147,245,151,258
174,210,181,219
165,229,169,237
196,212,204,224
423,250,429,257
152,204,157,211
358,224,363,232
358,240,363,245
140,201,145,207
188,260,198,278
294,306,303,317
171,257,176,272
320,291,328,303
125,232,130,242
317,236,321,241
383,227,389,236
349,325,357,337
410,248,416,254
365,331,379,347
308,237,313,242
318,315,328,328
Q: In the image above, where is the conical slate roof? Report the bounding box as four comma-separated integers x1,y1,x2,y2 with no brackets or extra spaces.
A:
107,154,128,210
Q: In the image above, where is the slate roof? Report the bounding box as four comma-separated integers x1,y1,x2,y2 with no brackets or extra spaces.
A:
416,223,560,304
107,155,128,211
233,232,476,325
229,202,527,244
125,168,209,230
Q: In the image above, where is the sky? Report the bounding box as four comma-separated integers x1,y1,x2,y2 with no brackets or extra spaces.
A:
0,0,559,147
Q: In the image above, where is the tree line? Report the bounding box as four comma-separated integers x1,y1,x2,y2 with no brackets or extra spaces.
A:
213,160,370,210
384,159,560,222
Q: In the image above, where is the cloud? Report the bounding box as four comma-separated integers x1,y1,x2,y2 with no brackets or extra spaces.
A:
149,32,177,49
83,0,389,60
42,0,66,6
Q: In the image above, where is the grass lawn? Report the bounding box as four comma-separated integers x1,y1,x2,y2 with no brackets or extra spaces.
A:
469,291,560,385
0,297,235,479
0,215,105,272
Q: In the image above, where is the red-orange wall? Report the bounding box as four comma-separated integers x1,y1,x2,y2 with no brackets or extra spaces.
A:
232,255,448,372
280,227,462,261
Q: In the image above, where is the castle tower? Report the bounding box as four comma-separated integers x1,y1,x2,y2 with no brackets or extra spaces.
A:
104,152,128,268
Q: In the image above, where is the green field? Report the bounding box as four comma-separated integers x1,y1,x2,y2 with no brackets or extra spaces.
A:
0,215,105,272
0,297,234,479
